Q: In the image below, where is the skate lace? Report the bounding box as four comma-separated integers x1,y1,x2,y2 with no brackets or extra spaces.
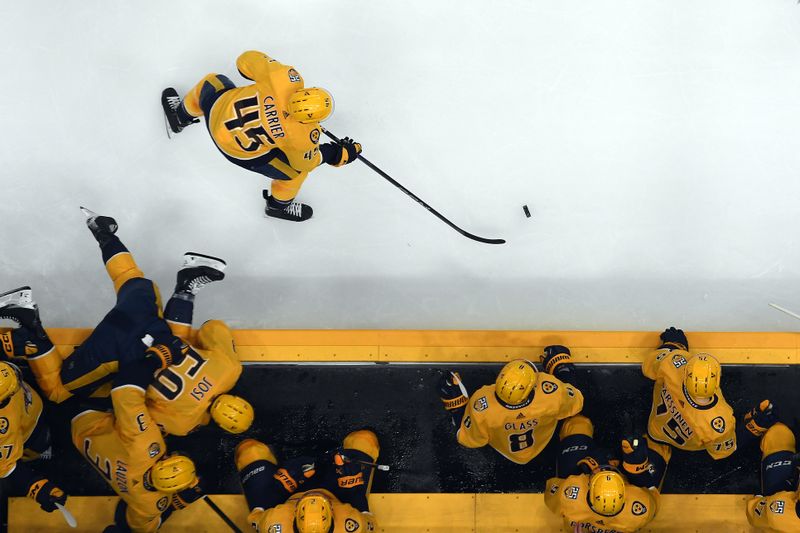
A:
165,95,181,112
188,275,213,293
286,202,303,217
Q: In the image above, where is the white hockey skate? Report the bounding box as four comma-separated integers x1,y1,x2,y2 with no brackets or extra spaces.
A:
175,252,227,295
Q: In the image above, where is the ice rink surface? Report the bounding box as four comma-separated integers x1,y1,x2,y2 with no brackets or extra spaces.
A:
1,0,799,331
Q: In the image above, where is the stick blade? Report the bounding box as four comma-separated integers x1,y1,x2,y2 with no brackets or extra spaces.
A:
56,503,77,528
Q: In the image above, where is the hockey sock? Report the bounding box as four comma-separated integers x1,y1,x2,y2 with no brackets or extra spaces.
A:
164,295,194,324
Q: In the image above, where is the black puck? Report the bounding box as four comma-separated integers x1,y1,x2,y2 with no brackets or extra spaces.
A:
522,205,531,218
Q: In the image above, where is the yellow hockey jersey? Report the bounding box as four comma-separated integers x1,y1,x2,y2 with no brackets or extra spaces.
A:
643,349,736,459
746,493,800,532
457,373,583,464
146,320,242,436
72,383,174,532
0,381,43,478
544,474,659,533
249,489,376,533
207,51,322,172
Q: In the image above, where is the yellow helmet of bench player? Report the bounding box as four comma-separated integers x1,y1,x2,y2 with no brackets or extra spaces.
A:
294,492,333,533
684,353,721,400
495,359,537,406
288,87,334,123
0,362,21,405
149,454,196,493
589,470,626,516
210,394,254,434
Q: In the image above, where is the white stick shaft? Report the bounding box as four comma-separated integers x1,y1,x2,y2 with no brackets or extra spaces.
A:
768,303,800,321
56,503,77,528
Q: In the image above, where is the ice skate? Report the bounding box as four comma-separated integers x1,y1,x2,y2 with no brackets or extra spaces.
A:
81,206,118,245
161,87,199,137
0,286,46,337
263,191,313,222
175,252,227,296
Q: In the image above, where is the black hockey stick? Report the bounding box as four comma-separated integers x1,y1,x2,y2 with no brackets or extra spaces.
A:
322,128,506,245
203,496,243,533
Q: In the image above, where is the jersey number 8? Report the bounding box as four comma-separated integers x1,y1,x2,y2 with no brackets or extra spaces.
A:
509,429,535,452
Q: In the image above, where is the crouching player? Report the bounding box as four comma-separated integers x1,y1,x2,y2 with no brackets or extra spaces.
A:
71,359,203,532
1,208,253,436
235,430,380,532
0,358,68,517
643,327,737,465
439,345,584,464
545,415,661,532
743,405,799,531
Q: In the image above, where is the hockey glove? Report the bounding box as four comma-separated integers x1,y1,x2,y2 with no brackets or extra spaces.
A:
333,451,367,489
743,400,777,438
621,438,651,476
171,478,204,510
541,345,575,375
438,371,468,412
321,137,362,167
145,337,188,369
28,479,67,513
273,461,316,494
659,327,688,351
577,456,602,475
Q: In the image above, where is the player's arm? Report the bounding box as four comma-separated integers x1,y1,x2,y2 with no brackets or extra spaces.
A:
438,371,468,429
643,328,688,379
541,345,582,390
555,378,584,420
456,393,490,449
1,460,67,514
111,360,160,445
543,477,564,514
707,422,737,460
195,320,237,360
236,51,298,83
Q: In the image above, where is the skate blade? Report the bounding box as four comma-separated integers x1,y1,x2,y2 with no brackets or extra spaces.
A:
164,110,172,139
182,252,227,271
0,286,33,307
79,206,98,218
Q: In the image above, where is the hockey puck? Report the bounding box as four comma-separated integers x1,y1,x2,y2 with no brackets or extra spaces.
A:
522,205,531,218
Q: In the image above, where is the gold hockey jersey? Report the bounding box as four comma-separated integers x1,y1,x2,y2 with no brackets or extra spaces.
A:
746,493,800,532
643,349,736,459
544,474,659,533
0,381,43,478
72,383,173,532
146,320,242,436
457,373,583,464
206,51,322,172
249,488,376,533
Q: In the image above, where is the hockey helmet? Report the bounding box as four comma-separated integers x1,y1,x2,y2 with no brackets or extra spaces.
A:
210,394,254,434
148,454,196,493
495,359,537,406
684,353,720,400
288,87,334,123
589,470,626,516
0,362,21,406
294,492,333,533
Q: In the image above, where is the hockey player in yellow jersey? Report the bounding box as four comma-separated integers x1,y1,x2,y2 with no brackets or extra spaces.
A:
71,358,204,532
4,210,254,436
439,345,584,464
0,357,68,518
544,415,661,532
744,418,800,532
162,51,363,222
643,327,737,462
235,430,380,532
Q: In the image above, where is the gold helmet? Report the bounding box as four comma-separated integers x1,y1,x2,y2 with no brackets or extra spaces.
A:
210,394,254,434
684,353,721,400
149,454,196,493
589,470,626,516
288,87,334,123
294,492,333,533
0,362,21,405
495,359,537,406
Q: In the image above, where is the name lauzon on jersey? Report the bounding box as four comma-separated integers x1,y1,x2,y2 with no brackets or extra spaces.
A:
659,386,693,438
115,459,129,493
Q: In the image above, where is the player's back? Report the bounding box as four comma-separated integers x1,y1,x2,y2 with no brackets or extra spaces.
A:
146,320,242,435
647,352,735,453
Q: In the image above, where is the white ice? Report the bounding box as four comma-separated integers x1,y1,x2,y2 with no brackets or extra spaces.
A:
1,0,799,332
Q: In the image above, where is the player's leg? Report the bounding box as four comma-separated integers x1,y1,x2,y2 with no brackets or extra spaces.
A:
235,438,291,513
644,436,671,491
759,423,797,496
164,253,226,339
265,169,312,222
163,73,236,134
555,414,595,478
325,429,380,512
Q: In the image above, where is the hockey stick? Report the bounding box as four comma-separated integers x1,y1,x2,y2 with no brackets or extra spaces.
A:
203,496,243,533
322,128,506,245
